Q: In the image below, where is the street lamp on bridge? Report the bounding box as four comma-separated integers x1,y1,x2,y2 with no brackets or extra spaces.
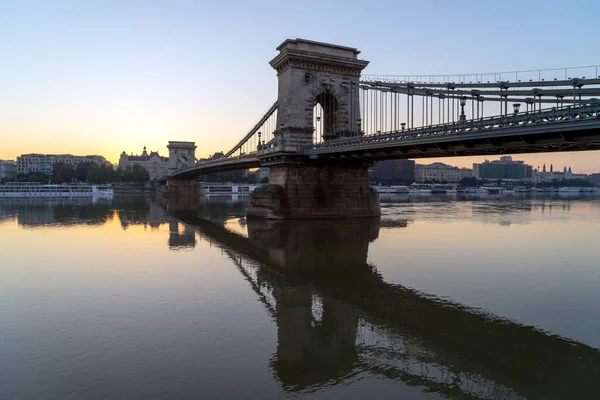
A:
459,96,467,122
513,103,521,114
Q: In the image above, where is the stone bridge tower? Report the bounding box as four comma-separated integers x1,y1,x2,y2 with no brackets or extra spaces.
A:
157,141,199,204
167,141,197,173
270,39,369,147
247,39,380,220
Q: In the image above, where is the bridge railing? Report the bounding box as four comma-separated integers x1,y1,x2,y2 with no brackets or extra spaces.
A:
301,104,600,153
356,75,600,139
362,65,600,85
360,81,600,100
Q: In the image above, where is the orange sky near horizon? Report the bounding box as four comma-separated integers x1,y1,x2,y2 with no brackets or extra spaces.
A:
0,107,598,173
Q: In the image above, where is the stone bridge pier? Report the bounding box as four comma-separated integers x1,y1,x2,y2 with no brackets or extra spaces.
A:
248,39,380,219
155,179,202,211
247,162,380,219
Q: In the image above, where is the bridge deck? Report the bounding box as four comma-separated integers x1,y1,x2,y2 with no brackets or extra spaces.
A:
165,105,600,179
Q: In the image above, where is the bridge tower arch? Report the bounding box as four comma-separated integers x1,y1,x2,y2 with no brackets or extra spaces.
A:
313,91,340,141
270,39,369,146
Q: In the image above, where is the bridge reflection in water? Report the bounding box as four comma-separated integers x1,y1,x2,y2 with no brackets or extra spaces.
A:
168,206,600,400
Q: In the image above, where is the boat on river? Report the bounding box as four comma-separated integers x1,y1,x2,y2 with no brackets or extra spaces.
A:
481,187,503,194
430,184,457,194
463,187,489,194
0,182,113,198
409,184,433,195
559,187,580,193
374,185,409,194
202,183,259,196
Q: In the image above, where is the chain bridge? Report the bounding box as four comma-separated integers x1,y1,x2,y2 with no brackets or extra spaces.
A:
161,38,600,219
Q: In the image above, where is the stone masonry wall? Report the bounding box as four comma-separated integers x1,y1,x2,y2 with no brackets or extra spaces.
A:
247,163,380,219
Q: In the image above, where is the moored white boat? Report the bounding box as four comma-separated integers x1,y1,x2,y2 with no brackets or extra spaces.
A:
558,187,580,193
0,183,114,198
430,184,458,194
375,186,397,194
202,183,258,196
374,185,409,194
481,186,503,194
408,184,433,195
92,185,114,197
463,187,488,194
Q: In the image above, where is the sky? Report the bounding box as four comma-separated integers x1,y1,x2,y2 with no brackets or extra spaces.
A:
1,0,599,172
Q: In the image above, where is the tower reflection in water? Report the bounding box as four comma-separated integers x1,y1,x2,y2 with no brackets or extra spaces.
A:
171,206,600,400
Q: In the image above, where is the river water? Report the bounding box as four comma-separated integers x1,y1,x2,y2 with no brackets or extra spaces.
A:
1,194,599,399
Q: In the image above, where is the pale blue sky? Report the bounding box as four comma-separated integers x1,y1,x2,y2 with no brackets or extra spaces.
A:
1,0,599,171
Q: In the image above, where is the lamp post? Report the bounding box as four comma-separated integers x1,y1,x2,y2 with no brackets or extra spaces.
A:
459,96,467,122
512,103,521,126
401,122,406,132
356,118,362,134
257,131,262,151
479,97,485,121
316,115,321,142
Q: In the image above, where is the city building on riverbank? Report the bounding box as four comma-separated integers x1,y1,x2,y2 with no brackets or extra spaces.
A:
16,154,109,175
119,146,170,181
531,164,590,183
414,162,461,183
473,156,532,181
119,142,197,180
0,160,17,180
459,168,473,180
